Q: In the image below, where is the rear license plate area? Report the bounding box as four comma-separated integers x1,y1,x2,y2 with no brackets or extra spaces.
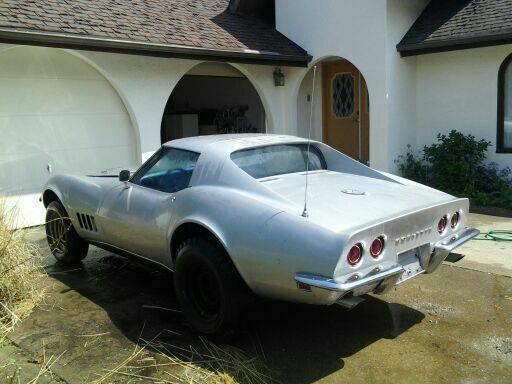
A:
396,248,425,284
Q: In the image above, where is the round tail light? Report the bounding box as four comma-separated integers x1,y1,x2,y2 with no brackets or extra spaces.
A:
451,212,460,228
347,243,363,266
370,236,384,257
438,215,448,234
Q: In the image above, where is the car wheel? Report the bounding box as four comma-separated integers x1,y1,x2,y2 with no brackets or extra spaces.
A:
174,236,248,337
45,201,89,264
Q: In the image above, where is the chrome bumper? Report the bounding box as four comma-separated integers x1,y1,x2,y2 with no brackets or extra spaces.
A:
425,227,480,273
295,227,480,296
295,265,404,295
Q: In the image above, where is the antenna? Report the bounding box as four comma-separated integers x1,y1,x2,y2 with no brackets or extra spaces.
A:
302,65,317,218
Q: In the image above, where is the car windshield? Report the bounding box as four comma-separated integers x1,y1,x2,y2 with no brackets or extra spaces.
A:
231,144,327,179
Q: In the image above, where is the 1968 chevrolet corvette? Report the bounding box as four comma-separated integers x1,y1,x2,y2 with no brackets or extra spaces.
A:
42,134,479,335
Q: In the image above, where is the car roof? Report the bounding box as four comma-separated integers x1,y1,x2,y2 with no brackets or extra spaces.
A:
163,134,310,153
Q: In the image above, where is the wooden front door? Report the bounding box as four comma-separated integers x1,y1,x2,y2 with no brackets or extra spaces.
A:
322,60,369,163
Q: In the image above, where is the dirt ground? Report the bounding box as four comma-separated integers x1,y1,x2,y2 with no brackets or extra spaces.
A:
1,220,511,384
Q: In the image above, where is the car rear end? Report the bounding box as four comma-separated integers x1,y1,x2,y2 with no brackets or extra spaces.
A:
295,198,479,304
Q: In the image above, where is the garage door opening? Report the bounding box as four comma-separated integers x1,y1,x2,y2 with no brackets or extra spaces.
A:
161,63,266,143
0,46,138,228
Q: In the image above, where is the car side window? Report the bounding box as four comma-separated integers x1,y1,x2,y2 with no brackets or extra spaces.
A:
131,148,200,193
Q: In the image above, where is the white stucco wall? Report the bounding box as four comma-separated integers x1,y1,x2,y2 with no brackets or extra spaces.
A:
277,0,388,169
385,0,429,170
296,65,323,141
277,0,427,171
0,44,304,165
68,50,300,162
416,45,512,169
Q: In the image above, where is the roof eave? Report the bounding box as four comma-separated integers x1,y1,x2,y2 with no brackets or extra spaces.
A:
397,32,512,57
0,28,311,67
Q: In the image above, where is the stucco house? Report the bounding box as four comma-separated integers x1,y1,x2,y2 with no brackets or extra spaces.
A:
0,0,511,227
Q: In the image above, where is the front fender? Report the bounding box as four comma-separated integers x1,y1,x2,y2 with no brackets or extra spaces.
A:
43,176,71,210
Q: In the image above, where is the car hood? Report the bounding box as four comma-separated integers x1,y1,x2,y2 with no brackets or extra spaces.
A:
259,170,454,233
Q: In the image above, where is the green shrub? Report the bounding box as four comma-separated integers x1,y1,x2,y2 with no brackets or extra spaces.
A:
423,131,490,196
395,130,512,210
394,145,429,184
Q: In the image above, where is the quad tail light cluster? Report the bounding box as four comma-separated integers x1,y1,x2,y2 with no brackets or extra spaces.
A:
347,236,385,266
346,212,461,267
347,211,461,266
438,211,460,234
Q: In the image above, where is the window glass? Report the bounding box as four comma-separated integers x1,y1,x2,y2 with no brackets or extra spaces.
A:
132,148,199,193
231,144,326,179
504,61,512,149
332,73,355,117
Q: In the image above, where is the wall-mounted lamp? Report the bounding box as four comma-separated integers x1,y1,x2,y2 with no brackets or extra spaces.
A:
273,68,285,86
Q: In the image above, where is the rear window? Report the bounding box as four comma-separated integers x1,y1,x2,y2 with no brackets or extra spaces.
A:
231,144,327,179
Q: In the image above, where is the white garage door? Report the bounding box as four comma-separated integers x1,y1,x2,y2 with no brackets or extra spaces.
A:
0,46,138,228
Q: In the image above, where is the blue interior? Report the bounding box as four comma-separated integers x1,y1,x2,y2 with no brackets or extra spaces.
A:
139,168,194,193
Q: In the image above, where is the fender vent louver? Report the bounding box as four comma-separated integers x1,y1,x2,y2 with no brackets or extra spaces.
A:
76,213,97,232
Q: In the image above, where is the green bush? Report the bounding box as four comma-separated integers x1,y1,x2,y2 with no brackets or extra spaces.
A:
395,145,428,184
423,131,490,196
395,130,512,210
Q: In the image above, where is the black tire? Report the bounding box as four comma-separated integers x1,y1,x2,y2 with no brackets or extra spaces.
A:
45,201,89,264
174,236,249,337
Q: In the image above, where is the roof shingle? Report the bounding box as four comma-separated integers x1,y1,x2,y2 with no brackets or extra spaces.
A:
397,0,512,56
0,0,309,66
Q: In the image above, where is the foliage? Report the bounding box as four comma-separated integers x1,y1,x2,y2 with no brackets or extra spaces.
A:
423,131,491,196
395,130,512,209
395,145,429,184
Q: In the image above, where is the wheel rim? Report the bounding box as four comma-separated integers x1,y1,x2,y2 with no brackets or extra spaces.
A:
185,263,222,321
46,210,68,256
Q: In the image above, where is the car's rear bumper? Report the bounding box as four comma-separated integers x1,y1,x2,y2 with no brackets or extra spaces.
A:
294,227,479,298
295,265,404,295
425,227,479,273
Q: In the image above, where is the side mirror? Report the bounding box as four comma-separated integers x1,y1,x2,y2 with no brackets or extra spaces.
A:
119,170,131,182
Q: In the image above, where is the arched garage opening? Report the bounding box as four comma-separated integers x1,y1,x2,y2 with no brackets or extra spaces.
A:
297,57,370,164
161,62,266,143
0,46,138,227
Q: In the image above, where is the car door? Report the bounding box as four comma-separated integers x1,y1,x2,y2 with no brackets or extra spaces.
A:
99,147,200,266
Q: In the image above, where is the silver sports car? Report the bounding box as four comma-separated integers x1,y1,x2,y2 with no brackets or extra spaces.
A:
42,134,479,335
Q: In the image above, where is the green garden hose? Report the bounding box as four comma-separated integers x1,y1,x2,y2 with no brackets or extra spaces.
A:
473,230,512,241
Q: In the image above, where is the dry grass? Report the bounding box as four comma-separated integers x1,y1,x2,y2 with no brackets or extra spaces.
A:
0,202,46,342
94,334,278,384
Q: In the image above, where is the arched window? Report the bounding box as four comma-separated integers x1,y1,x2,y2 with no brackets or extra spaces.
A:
498,53,512,153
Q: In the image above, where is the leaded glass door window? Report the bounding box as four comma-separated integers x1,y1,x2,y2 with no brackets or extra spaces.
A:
332,73,355,118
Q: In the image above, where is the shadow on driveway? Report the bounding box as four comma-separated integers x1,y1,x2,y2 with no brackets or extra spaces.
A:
43,247,424,383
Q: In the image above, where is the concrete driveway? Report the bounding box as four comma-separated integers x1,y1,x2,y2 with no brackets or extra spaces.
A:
1,213,511,383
